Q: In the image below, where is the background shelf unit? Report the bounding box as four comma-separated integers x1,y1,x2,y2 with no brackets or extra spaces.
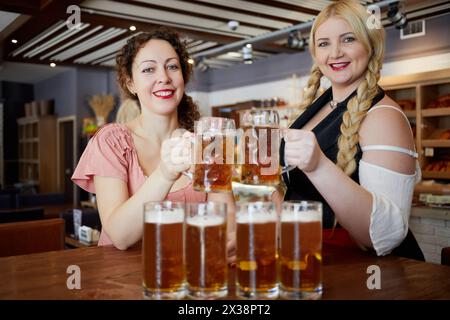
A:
381,68,450,183
17,115,57,192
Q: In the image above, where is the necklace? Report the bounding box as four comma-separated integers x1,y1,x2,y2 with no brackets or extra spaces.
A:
330,100,338,109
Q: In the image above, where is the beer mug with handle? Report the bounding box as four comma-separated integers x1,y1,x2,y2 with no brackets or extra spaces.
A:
236,201,279,299
142,201,186,299
190,117,236,193
280,201,323,300
239,109,295,186
185,202,228,299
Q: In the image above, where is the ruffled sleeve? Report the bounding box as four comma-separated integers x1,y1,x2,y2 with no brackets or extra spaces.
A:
72,124,132,193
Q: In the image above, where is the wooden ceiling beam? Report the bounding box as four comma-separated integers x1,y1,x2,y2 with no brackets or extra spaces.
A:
81,13,297,54
112,0,279,32
249,0,320,16
66,32,130,64
23,26,108,62
6,54,111,69
2,0,301,67
3,0,85,59
79,12,245,45
183,0,301,25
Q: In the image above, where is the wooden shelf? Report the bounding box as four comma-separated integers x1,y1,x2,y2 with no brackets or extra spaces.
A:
404,110,416,118
17,115,57,192
18,159,39,164
422,107,450,117
414,182,450,195
17,115,55,125
18,179,38,185
422,171,450,180
422,140,450,148
18,138,39,143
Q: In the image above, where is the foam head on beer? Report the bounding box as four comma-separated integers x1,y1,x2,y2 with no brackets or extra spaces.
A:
281,210,321,222
186,214,225,227
237,202,277,224
186,202,226,227
144,207,184,224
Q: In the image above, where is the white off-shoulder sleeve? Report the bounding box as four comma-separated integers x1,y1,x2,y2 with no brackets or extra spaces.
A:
359,159,420,256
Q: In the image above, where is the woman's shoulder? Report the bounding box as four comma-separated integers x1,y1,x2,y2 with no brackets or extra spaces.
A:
93,123,131,140
90,123,135,154
360,96,413,145
373,95,402,110
363,95,406,122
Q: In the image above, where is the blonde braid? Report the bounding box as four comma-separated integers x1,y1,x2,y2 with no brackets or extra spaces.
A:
336,58,381,175
289,65,322,124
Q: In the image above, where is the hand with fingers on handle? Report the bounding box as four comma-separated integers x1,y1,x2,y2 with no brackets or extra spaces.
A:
159,131,194,182
283,129,324,173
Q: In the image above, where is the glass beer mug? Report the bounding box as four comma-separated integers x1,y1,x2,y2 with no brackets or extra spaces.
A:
236,201,279,299
192,117,236,193
280,201,323,299
142,201,186,299
239,109,294,186
185,202,228,299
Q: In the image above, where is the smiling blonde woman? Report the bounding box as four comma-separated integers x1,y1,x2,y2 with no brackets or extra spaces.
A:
281,0,424,261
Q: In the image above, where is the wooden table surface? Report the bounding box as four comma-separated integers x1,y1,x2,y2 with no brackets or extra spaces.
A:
0,243,449,300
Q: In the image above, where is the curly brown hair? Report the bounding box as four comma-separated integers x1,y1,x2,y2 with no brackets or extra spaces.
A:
115,27,200,131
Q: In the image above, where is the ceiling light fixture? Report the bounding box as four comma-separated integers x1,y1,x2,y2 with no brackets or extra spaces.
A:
387,2,408,29
50,62,56,67
129,25,136,31
188,58,194,64
243,44,253,64
227,20,239,31
287,31,307,50
196,59,209,72
11,39,18,44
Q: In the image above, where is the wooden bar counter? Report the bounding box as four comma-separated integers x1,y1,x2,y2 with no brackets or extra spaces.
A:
0,243,449,300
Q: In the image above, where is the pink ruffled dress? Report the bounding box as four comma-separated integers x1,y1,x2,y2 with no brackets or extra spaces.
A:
72,123,206,246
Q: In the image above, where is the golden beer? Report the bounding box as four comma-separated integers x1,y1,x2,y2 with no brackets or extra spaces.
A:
142,203,185,299
236,203,278,299
280,202,323,299
193,134,234,192
240,125,280,185
186,214,227,298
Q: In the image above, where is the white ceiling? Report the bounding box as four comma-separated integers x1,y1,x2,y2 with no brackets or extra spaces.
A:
0,61,71,84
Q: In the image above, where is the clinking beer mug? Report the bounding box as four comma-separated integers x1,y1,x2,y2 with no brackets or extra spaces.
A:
238,109,294,186
189,117,236,193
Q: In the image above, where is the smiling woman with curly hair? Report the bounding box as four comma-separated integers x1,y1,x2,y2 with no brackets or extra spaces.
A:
115,27,200,131
72,27,235,255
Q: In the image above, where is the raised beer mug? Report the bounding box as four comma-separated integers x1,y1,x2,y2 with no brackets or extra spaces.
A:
192,117,236,193
185,202,228,299
280,201,323,300
236,201,279,299
142,201,186,299
239,109,295,185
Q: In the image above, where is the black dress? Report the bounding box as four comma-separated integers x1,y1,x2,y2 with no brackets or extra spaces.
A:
280,87,424,261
